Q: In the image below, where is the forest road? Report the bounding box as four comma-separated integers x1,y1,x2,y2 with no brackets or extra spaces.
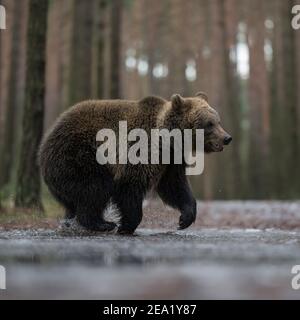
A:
1,227,300,299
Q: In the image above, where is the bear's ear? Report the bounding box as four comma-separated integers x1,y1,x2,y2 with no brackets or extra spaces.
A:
171,94,185,111
195,91,208,102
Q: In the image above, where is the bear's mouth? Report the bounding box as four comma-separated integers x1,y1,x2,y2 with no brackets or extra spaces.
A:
205,142,224,153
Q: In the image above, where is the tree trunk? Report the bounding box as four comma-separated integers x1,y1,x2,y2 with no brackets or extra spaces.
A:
219,0,242,199
109,0,123,98
44,0,64,129
15,0,49,210
0,0,27,190
247,0,270,199
91,0,107,99
68,0,94,105
280,0,299,197
270,0,299,198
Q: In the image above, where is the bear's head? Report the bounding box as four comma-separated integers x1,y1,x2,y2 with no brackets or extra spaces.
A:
170,92,232,153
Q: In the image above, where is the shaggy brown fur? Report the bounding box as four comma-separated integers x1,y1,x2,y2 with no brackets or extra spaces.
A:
39,93,231,234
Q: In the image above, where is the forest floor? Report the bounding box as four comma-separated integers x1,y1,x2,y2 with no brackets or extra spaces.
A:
1,200,300,299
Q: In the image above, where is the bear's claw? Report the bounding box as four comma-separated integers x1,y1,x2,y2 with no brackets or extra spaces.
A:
117,228,135,235
178,214,196,230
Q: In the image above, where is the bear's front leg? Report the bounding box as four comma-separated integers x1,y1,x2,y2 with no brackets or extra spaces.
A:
113,180,145,235
157,164,197,230
177,199,197,230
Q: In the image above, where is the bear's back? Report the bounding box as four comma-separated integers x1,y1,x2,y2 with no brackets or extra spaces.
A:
39,97,167,171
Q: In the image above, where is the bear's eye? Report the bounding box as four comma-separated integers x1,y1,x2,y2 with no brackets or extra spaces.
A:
206,121,214,129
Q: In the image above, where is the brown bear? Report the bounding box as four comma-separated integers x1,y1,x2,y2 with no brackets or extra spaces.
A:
39,92,232,234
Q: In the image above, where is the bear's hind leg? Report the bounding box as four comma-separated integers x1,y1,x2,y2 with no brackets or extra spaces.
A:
77,212,116,232
46,183,76,219
65,207,76,219
75,178,116,232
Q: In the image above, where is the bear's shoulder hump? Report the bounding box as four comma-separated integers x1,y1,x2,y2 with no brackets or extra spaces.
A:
139,96,166,108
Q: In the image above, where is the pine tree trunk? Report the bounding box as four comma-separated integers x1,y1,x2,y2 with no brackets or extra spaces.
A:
270,0,299,198
247,0,270,199
15,0,49,210
91,0,107,99
109,0,122,98
44,0,64,129
210,0,239,199
281,0,299,197
68,0,94,105
0,0,25,189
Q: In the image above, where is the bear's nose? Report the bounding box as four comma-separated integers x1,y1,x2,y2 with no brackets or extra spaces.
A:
223,136,232,145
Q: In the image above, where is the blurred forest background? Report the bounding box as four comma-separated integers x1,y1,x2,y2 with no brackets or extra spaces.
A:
0,0,300,214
